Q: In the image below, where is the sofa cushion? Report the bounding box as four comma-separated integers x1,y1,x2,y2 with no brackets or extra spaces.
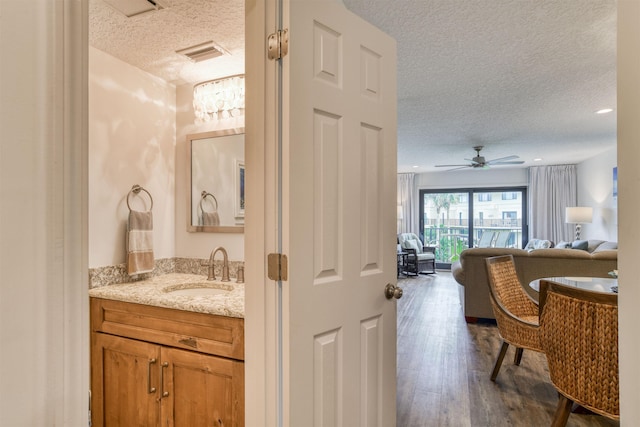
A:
593,241,618,252
587,240,606,252
416,252,435,261
571,240,589,251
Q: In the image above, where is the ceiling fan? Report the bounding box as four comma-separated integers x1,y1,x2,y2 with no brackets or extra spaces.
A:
435,146,525,170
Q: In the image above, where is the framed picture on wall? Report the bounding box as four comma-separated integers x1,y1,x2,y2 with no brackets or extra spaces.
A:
235,159,245,219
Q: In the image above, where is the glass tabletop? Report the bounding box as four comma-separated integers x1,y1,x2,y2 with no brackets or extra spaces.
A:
530,276,618,294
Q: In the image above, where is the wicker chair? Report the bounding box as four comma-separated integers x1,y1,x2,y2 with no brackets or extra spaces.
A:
539,280,619,426
484,255,543,381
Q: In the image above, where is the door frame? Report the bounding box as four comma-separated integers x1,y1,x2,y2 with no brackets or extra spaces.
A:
244,0,278,425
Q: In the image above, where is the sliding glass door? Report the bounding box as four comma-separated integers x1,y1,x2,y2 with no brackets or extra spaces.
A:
420,187,528,269
422,192,470,267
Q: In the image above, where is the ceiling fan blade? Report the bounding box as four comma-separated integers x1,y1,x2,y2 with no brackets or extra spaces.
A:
486,155,519,163
463,158,482,164
444,166,472,171
490,160,525,165
435,164,471,168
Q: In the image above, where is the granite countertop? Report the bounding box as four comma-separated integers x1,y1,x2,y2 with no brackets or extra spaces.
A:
88,273,244,318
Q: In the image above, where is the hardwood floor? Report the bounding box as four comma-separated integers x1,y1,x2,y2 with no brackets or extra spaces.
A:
396,271,620,427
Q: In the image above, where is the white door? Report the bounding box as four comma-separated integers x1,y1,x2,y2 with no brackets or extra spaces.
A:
281,1,398,425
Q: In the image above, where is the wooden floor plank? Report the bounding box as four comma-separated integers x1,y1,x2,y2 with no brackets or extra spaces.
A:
396,271,620,427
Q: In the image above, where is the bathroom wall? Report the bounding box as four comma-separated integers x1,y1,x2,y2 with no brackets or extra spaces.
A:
89,47,244,269
88,47,177,268
175,83,245,261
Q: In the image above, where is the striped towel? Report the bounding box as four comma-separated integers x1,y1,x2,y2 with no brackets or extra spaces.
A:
201,211,220,226
126,210,154,275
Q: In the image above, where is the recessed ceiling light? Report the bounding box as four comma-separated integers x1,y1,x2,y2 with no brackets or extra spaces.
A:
533,158,543,162
596,108,614,114
412,165,419,168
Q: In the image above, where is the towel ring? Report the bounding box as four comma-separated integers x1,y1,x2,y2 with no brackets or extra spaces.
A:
199,191,218,214
126,184,153,211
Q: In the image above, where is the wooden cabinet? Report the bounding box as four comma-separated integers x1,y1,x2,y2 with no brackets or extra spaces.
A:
91,298,244,427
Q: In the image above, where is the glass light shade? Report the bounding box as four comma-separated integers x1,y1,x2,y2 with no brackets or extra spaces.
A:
193,75,245,123
565,207,593,224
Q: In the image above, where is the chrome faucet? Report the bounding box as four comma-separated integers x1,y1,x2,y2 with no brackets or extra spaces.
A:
206,247,230,282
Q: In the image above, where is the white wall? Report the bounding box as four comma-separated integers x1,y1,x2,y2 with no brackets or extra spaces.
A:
415,156,619,243
88,48,245,267
88,47,177,267
577,146,617,241
175,83,245,261
416,167,528,189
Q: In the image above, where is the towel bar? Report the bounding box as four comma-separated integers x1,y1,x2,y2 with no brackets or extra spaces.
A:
127,184,153,211
199,191,218,214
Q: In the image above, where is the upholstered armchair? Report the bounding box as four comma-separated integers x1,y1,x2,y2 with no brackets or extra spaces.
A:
398,233,436,275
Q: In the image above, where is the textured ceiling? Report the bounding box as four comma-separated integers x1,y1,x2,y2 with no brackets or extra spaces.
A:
343,0,617,172
89,0,616,173
89,0,244,85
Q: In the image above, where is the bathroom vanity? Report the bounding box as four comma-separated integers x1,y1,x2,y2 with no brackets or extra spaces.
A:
89,274,244,426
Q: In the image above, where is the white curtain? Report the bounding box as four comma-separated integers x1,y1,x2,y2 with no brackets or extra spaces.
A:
528,165,576,243
397,173,417,236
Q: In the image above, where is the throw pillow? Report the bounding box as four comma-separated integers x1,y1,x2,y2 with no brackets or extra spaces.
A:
403,239,421,253
536,240,552,249
525,239,552,251
555,241,571,249
571,240,589,251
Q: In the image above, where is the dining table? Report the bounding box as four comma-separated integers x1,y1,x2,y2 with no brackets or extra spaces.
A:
532,276,618,319
529,276,618,294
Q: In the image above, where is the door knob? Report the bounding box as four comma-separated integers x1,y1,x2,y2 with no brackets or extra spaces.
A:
385,283,403,300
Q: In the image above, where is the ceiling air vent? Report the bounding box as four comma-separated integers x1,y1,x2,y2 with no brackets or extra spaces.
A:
102,0,166,18
175,41,228,63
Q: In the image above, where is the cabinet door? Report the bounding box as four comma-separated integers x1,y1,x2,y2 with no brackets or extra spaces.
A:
91,333,161,427
161,347,244,427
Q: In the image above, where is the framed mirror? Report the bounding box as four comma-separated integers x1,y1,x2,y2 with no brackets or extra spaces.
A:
187,128,244,233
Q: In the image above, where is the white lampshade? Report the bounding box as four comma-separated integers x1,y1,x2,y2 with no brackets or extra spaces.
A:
565,207,593,224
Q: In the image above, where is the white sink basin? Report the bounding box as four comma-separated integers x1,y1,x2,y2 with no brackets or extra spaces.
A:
164,283,233,297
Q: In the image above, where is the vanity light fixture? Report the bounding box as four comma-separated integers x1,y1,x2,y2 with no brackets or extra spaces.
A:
193,74,245,123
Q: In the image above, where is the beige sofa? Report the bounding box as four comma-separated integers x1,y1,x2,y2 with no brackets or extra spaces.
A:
451,240,618,321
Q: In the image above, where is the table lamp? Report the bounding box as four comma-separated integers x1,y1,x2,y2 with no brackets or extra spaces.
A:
565,207,593,240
